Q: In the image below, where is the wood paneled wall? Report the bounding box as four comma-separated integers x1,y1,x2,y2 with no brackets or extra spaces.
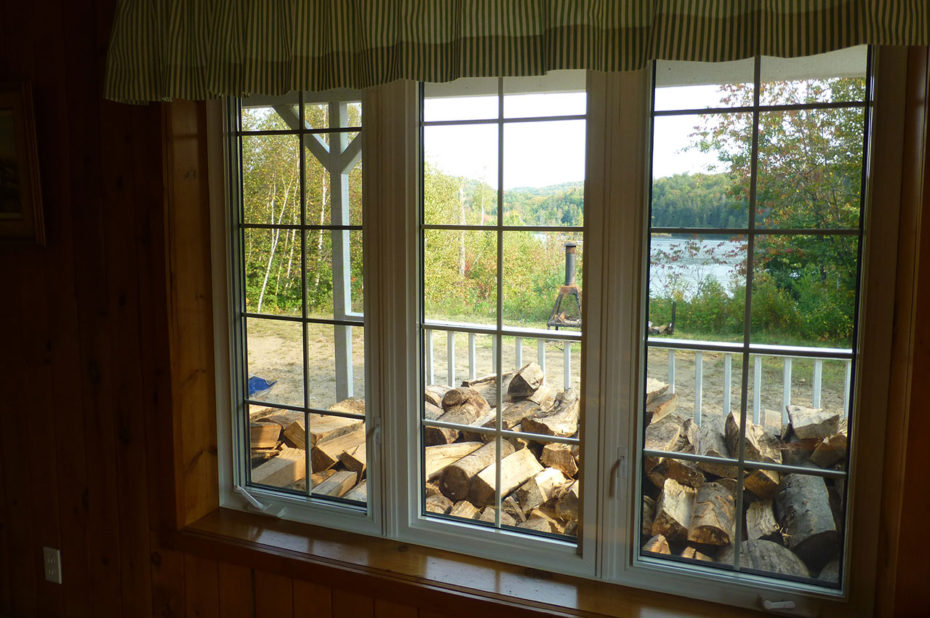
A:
0,0,928,616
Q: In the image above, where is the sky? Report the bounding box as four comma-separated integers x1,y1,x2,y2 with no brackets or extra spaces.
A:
422,85,727,189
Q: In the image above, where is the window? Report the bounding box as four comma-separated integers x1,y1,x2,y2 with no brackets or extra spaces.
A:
218,46,906,613
228,92,372,519
639,47,869,589
418,73,586,539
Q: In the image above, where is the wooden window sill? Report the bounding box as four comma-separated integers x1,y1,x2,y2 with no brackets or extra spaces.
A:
164,507,763,617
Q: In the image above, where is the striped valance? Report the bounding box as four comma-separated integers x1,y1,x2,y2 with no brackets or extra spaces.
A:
104,0,929,103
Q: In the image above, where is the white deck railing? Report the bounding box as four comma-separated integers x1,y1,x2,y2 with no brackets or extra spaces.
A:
662,345,852,426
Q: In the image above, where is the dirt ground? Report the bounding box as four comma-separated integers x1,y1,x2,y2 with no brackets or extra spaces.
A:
246,319,849,428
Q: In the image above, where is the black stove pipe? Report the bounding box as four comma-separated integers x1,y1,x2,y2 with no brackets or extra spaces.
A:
564,242,577,286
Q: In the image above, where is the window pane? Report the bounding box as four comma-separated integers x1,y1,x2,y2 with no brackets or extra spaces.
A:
248,407,306,492
241,94,300,132
423,124,499,226
305,322,365,411
503,70,586,118
751,234,859,348
423,229,497,325
760,46,867,106
304,131,363,226
502,231,582,330
309,414,367,505
424,78,499,122
304,229,363,319
502,120,585,226
242,134,301,225
645,348,744,426
302,94,362,130
654,59,754,111
727,473,844,586
651,114,751,228
243,228,302,317
246,317,304,408
649,234,747,342
755,108,865,230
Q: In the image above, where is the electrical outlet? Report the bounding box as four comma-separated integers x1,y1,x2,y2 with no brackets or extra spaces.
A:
42,547,62,584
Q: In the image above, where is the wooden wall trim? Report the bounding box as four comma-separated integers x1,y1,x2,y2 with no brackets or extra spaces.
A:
874,46,930,618
163,100,220,529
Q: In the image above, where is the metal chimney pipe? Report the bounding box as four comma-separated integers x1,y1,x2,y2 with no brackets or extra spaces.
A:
564,242,577,286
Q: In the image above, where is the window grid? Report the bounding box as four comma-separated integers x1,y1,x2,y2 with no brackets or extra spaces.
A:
641,54,872,584
232,94,367,506
419,78,584,537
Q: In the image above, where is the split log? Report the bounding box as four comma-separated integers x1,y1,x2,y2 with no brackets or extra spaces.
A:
642,534,671,555
426,387,492,445
310,427,366,472
554,480,579,522
651,478,696,543
498,398,549,431
645,379,669,405
425,494,453,515
339,443,366,478
424,401,443,421
342,480,367,503
284,414,363,450
642,495,656,537
503,495,527,523
780,433,816,467
746,500,780,541
516,468,569,513
449,501,480,519
521,389,579,437
520,508,564,534
439,441,515,502
424,442,483,481
681,547,713,561
775,474,839,572
744,469,780,500
725,413,782,465
643,414,684,474
309,468,336,487
425,482,441,498
462,372,514,406
250,422,282,449
329,398,365,415
810,427,848,469
469,448,544,507
687,482,735,546
541,443,578,478
689,416,735,479
646,392,678,424
787,405,841,441
250,408,302,429
647,459,705,489
507,362,545,398
312,470,357,498
462,409,497,442
425,385,453,407
718,540,810,578
252,447,305,487
478,507,517,527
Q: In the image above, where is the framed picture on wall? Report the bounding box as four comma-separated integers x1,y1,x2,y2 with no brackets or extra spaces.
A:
0,82,44,245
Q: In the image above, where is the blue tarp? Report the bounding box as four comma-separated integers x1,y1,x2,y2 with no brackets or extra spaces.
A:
248,375,277,399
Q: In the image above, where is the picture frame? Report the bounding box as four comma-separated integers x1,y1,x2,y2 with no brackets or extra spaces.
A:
0,82,44,245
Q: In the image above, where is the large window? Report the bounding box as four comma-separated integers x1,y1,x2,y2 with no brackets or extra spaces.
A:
218,46,906,613
640,47,869,588
419,73,585,539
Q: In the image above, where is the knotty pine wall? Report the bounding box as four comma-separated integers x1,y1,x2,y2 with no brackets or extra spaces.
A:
0,0,928,616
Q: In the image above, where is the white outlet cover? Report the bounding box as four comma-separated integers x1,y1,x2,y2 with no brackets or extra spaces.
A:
42,547,62,584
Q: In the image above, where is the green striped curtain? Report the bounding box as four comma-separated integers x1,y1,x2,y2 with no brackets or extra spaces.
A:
104,0,929,102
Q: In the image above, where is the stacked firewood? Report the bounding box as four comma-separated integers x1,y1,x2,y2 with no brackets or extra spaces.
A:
422,362,581,534
641,382,848,584
248,399,369,502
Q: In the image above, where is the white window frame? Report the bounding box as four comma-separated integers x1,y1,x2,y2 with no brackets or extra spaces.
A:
210,47,912,615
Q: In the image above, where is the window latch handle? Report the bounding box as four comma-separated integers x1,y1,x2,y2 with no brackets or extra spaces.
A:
609,447,627,498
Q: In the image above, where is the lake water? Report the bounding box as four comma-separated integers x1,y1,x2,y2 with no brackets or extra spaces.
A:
649,236,747,299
